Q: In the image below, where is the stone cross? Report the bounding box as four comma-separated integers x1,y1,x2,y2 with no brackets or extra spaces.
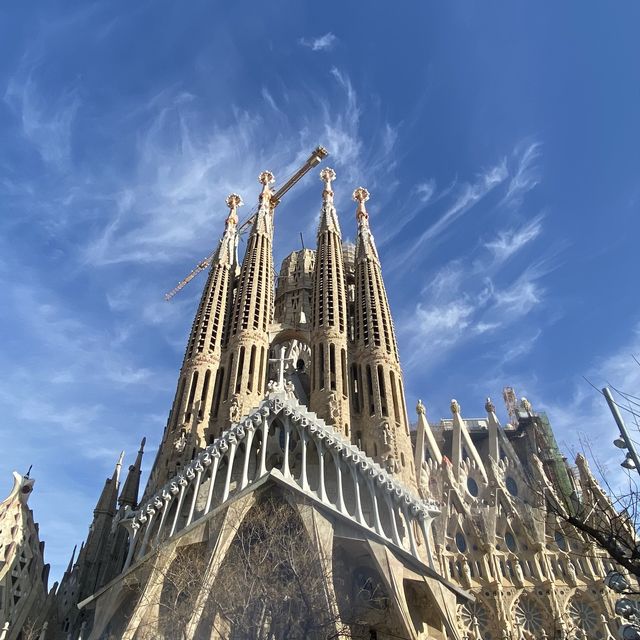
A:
268,345,293,390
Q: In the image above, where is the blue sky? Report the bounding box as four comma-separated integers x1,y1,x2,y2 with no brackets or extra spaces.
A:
1,2,639,582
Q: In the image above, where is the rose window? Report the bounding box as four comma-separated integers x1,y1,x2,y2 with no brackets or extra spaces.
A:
568,598,602,638
514,596,547,637
458,601,492,640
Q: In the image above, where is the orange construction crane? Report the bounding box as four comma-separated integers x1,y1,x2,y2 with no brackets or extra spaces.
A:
164,146,328,301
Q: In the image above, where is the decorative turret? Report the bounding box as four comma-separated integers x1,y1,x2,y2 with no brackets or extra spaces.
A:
118,438,146,509
309,168,350,435
350,188,415,488
220,172,276,424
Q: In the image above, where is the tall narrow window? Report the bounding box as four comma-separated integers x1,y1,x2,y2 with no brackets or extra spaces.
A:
198,370,211,420
398,378,409,434
258,346,265,394
350,364,360,413
248,345,257,392
377,365,388,417
341,349,348,398
235,347,245,394
225,354,234,400
212,368,224,418
329,344,336,391
185,371,199,422
366,365,374,416
357,365,364,413
319,344,325,390
173,377,186,427
390,371,400,427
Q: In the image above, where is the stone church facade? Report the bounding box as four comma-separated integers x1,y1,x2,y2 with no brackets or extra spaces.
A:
0,164,623,639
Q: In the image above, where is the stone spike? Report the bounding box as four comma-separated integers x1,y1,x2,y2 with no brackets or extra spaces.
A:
119,438,146,509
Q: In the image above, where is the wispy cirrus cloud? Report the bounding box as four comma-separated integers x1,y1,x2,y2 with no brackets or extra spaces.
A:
298,32,337,52
485,214,544,264
4,75,80,168
415,179,436,204
397,142,553,371
394,161,508,269
502,141,541,208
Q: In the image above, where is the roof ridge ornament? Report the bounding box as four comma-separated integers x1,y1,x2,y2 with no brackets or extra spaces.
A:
258,170,275,201
320,167,336,203
225,193,243,227
353,186,370,223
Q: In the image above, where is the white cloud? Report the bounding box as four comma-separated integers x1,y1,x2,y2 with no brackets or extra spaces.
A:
298,33,337,52
485,214,544,264
492,271,544,318
415,179,436,204
401,238,550,370
4,75,80,168
502,141,541,207
499,329,542,364
399,160,508,267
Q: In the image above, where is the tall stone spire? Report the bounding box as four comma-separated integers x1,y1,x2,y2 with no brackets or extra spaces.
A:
149,196,241,489
94,452,123,516
309,168,350,435
220,172,276,424
351,188,416,488
77,452,123,600
118,437,146,509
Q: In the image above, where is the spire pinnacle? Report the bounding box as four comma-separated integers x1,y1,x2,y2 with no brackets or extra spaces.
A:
94,451,123,516
225,193,243,227
65,544,77,575
118,438,146,509
320,167,336,203
258,170,275,201
353,187,370,223
115,451,124,483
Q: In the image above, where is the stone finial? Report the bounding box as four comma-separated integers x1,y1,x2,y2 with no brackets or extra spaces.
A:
520,397,533,413
352,186,370,222
485,397,495,413
225,193,243,225
450,399,461,415
416,399,426,415
320,167,336,202
258,170,275,200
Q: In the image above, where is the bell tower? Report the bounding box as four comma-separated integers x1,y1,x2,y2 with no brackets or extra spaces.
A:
309,168,350,435
350,187,416,488
219,172,276,425
147,194,240,490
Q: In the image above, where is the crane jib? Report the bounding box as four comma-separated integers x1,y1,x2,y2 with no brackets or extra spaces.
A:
164,146,329,301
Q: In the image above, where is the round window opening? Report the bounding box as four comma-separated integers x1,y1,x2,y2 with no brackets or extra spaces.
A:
467,477,479,497
455,532,467,553
505,531,517,552
505,476,518,496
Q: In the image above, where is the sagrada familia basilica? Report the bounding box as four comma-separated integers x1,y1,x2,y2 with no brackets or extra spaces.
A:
0,149,626,638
